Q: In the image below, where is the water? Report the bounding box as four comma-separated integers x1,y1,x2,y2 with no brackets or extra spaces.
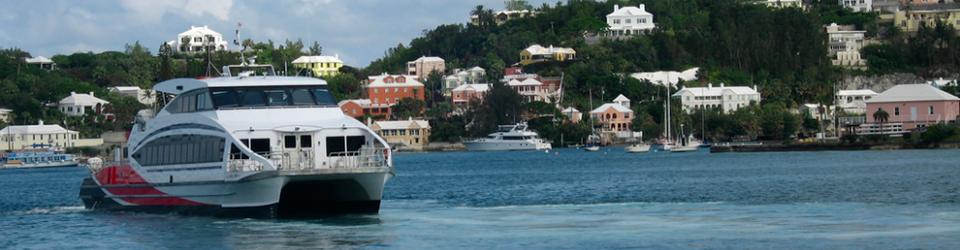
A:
3,148,960,249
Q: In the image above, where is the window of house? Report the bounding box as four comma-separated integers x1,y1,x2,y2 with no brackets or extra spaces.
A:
929,106,935,114
625,19,631,24
194,37,202,42
374,98,378,103
895,107,900,116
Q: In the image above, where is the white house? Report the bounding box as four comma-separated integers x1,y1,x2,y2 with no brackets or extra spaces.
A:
753,0,803,8
59,92,109,117
0,108,11,123
630,67,699,87
826,23,868,69
108,86,156,106
443,67,485,98
606,4,656,36
672,83,761,113
0,121,103,150
25,56,56,70
837,89,878,114
839,0,872,12
167,25,229,53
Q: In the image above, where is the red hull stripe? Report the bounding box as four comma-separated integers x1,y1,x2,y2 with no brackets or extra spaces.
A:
98,165,210,206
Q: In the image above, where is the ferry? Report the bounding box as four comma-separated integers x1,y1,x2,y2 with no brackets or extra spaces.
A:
78,63,394,218
2,150,79,169
461,122,551,151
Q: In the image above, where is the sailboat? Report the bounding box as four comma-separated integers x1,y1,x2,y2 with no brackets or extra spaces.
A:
671,124,698,152
661,85,676,151
585,89,600,152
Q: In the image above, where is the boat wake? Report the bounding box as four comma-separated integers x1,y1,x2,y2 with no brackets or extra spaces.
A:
6,205,87,216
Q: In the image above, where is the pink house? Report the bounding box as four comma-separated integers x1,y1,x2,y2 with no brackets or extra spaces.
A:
451,83,490,107
861,84,960,134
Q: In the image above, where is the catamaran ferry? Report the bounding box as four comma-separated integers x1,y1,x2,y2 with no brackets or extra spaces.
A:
78,64,394,218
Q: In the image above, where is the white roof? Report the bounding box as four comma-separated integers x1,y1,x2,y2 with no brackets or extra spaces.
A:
59,92,109,105
0,108,11,114
562,107,580,113
672,84,759,97
467,66,485,72
366,74,423,88
374,119,430,130
178,25,222,37
411,56,444,63
590,103,632,114
25,56,53,64
109,86,141,92
608,5,652,17
927,78,956,88
630,67,699,86
452,83,490,92
292,55,343,64
524,44,576,55
507,79,541,87
0,121,75,135
337,99,371,107
866,84,960,103
613,94,630,102
837,89,877,96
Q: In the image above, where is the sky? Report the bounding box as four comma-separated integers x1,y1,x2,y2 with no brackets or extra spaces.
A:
0,0,557,68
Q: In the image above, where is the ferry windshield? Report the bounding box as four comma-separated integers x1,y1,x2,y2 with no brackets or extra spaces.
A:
209,86,337,109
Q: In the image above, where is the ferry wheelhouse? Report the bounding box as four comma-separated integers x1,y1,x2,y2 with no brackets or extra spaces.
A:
78,64,394,218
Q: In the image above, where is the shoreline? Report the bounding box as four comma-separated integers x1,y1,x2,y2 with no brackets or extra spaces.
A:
710,142,960,153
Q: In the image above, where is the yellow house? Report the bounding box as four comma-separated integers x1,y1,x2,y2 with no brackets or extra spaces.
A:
292,55,343,77
369,119,431,148
893,5,960,33
520,45,576,66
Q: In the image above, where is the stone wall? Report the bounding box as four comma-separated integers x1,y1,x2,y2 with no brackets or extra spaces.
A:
838,73,923,93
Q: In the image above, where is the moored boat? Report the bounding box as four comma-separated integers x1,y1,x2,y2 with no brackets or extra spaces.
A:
78,63,394,218
461,122,551,151
2,150,79,169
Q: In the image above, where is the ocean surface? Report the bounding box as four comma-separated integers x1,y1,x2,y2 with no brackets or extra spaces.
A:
2,147,960,249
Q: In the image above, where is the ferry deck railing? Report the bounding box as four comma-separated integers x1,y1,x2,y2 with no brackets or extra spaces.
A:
227,147,389,172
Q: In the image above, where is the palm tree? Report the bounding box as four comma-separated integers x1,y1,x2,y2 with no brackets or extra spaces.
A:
873,108,889,134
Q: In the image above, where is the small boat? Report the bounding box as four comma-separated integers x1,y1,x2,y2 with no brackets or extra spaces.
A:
670,124,699,153
78,62,394,218
625,144,650,153
461,122,551,151
625,131,650,153
2,150,80,169
584,143,600,152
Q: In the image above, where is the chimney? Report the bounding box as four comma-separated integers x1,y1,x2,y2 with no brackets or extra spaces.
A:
720,82,725,88
707,83,712,89
335,53,339,59
638,4,644,12
89,92,95,97
367,117,372,126
614,4,619,11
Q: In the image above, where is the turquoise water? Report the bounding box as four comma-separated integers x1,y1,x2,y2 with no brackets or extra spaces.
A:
2,148,960,249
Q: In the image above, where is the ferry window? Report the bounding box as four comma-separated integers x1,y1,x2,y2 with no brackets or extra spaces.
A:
284,135,297,148
248,138,271,155
326,136,365,156
240,90,266,107
196,91,213,110
300,135,312,148
212,90,239,108
313,88,336,105
230,143,249,160
264,89,290,106
291,88,315,105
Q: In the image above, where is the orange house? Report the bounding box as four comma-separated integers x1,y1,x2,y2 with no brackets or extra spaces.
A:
364,74,424,106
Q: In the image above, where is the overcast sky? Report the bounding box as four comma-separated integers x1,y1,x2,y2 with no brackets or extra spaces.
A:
1,0,555,68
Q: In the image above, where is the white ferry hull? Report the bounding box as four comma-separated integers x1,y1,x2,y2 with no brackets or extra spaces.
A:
461,141,551,151
80,165,393,218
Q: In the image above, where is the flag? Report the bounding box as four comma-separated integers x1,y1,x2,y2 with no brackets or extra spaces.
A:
238,22,243,27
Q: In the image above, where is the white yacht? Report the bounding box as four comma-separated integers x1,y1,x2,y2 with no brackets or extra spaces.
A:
461,122,551,151
78,64,394,218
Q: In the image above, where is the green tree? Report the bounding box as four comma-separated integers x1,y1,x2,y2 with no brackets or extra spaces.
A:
393,97,426,119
